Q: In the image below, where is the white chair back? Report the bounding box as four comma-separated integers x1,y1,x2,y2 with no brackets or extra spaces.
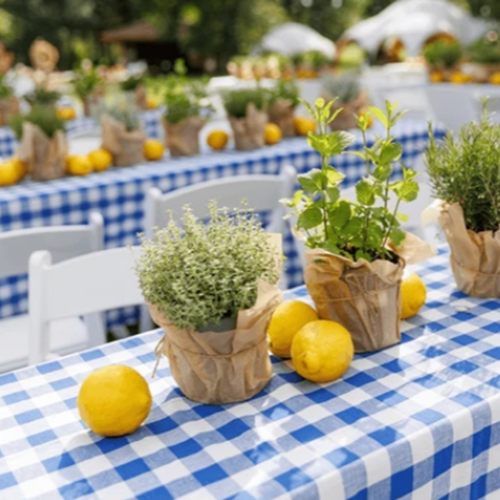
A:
29,246,145,365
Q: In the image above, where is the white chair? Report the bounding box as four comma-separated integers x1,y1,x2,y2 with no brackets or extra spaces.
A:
0,213,104,373
29,246,145,366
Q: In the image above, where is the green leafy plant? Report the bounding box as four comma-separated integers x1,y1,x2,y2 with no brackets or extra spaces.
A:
468,38,500,65
426,110,500,233
164,78,211,124
136,202,280,331
106,103,140,131
303,50,331,70
423,40,463,68
72,67,102,100
0,75,13,100
120,74,144,92
283,98,418,262
223,88,267,118
321,73,361,104
25,86,61,107
268,79,299,106
10,105,65,139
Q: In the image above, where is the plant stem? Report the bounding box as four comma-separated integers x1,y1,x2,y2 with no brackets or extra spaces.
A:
382,198,401,249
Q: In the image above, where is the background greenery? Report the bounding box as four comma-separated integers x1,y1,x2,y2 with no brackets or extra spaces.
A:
0,0,496,71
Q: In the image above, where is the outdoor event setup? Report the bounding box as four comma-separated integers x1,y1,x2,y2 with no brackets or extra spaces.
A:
3,0,500,498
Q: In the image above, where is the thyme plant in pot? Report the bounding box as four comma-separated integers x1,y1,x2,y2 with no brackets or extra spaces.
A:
321,73,367,131
223,88,268,150
101,103,146,167
164,80,210,157
283,98,433,352
10,105,67,181
135,202,282,405
268,80,299,138
426,110,500,297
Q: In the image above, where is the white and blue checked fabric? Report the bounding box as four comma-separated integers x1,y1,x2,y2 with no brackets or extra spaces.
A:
0,109,164,159
1,247,500,499
0,120,445,327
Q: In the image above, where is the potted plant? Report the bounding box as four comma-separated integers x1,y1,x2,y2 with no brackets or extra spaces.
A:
72,66,104,117
121,74,147,110
466,38,500,83
164,80,210,157
10,105,67,181
0,75,19,126
135,202,282,404
223,88,268,150
25,85,61,108
423,39,463,82
268,80,299,138
283,98,433,352
101,104,146,167
426,109,500,297
321,73,367,131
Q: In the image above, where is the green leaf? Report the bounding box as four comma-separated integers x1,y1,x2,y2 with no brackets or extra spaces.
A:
298,98,316,120
379,142,403,164
298,169,324,194
368,106,389,128
356,179,375,206
355,249,372,261
396,212,409,222
315,97,325,110
329,201,351,228
297,207,323,230
325,187,340,203
342,217,363,234
373,163,392,182
325,166,345,187
327,106,343,125
393,179,419,202
390,227,406,246
280,190,303,208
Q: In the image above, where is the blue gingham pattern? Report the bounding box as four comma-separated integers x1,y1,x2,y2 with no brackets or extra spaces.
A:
0,120,445,326
1,247,500,499
0,109,164,159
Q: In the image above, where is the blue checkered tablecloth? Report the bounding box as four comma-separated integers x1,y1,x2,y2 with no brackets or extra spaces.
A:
1,247,500,499
0,109,164,158
0,120,445,327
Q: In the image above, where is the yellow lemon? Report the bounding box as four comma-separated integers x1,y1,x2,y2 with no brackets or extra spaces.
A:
88,149,113,172
78,365,152,437
0,159,23,186
146,97,158,109
207,130,229,151
291,320,354,383
57,107,76,121
268,300,318,358
450,72,471,85
430,71,444,83
294,116,317,136
66,155,93,176
401,273,427,320
490,72,500,85
10,158,28,182
264,123,282,145
144,139,165,161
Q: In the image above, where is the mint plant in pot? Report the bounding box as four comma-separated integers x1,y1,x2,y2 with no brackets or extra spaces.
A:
426,110,500,297
268,80,299,138
135,202,282,404
284,98,433,352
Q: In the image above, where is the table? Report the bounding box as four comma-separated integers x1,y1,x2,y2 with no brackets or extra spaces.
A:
0,120,445,327
1,247,500,499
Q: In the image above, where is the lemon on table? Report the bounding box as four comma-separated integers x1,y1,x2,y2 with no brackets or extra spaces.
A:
88,149,113,172
57,107,76,121
291,320,354,383
66,155,93,176
207,130,229,151
264,123,282,145
268,300,318,358
401,273,427,320
12,158,28,181
450,72,471,85
78,365,152,437
294,116,317,136
146,97,159,109
0,159,23,186
490,72,500,85
429,71,444,83
144,139,165,161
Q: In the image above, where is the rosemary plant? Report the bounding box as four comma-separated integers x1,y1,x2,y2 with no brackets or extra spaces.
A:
283,98,418,262
223,88,267,118
136,202,280,331
426,110,500,233
106,103,140,131
10,105,65,139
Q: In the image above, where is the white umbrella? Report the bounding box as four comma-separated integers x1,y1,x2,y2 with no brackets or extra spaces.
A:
261,22,336,58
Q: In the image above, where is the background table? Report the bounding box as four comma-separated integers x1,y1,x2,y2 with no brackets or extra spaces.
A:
0,120,445,327
1,247,500,499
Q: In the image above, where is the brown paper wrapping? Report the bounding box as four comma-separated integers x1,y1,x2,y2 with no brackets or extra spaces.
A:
304,232,435,352
268,99,296,138
229,104,267,151
164,117,204,157
17,123,67,181
135,84,147,110
328,93,368,131
101,115,146,167
82,91,104,118
0,96,19,126
438,203,500,297
149,280,282,404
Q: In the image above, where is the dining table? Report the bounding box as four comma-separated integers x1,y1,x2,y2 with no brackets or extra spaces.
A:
1,246,499,499
0,119,446,329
